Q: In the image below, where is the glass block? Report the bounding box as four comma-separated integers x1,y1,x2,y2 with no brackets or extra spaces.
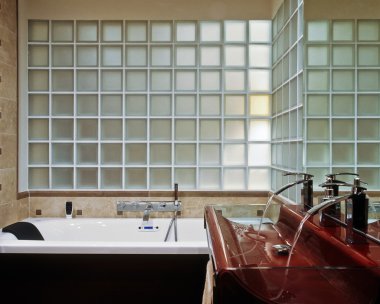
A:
199,120,220,140
52,119,73,140
29,45,49,67
176,46,196,66
248,169,270,190
175,21,197,42
225,95,245,116
101,45,122,67
101,119,122,140
29,143,49,165
307,70,329,91
28,20,48,42
306,143,329,165
52,143,73,164
151,70,171,91
101,21,123,42
307,20,329,42
150,168,171,189
77,46,98,67
332,45,354,67
199,144,220,165
306,95,329,116
358,20,380,42
248,143,270,166
249,70,271,92
332,144,354,165
52,70,73,92
101,70,122,92
52,46,73,67
199,168,221,190
224,21,246,43
200,46,221,66
150,95,171,116
101,143,122,164
175,95,196,116
52,21,73,42
52,94,73,116
101,168,122,189
307,45,329,66
225,70,245,91
29,168,49,189
200,71,220,91
29,94,49,116
200,21,221,42
358,143,380,165
29,70,49,91
125,46,147,67
150,144,171,165
358,45,380,66
175,119,196,140
249,120,270,141
77,21,98,42
125,21,147,42
175,144,196,165
224,120,245,140
175,70,196,91
101,95,122,116
358,70,380,91
223,168,245,190
224,45,246,67
332,70,354,92
332,20,354,41
151,46,172,66
358,119,379,140
249,95,270,116
77,119,98,140
332,119,354,140
358,95,380,116
77,143,98,164
249,20,271,43
125,143,147,165
150,119,171,140
151,21,172,42
223,144,245,165
125,95,147,116
77,70,98,92
77,95,98,116
357,168,380,189
332,95,354,116
125,168,147,189
200,95,220,115
125,119,147,140
126,71,147,91
77,168,98,189
175,168,196,189
249,45,271,68
52,168,73,189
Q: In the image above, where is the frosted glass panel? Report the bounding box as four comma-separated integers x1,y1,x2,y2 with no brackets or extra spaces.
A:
176,71,196,91
199,168,221,189
125,168,147,189
225,95,245,116
150,144,171,164
52,95,73,116
52,21,73,42
52,119,73,140
306,144,329,165
29,143,49,164
52,70,73,92
174,168,196,189
77,168,98,189
77,143,98,164
199,144,220,165
176,21,196,42
249,20,271,42
101,143,122,164
332,95,354,116
358,144,380,165
175,95,196,116
52,168,73,189
358,70,380,91
307,70,329,91
200,120,220,140
225,21,246,42
225,71,245,91
332,45,354,66
175,144,196,165
77,119,98,140
126,46,147,67
125,95,147,116
176,46,196,66
224,144,245,165
358,46,380,66
102,70,122,91
249,120,270,141
52,46,73,67
29,45,49,67
200,21,221,42
150,119,171,140
358,119,379,140
151,70,171,91
332,21,354,41
306,95,329,116
151,22,172,42
200,95,220,115
77,70,98,91
248,144,270,166
29,95,49,116
101,95,122,116
225,46,245,67
358,20,380,41
307,20,329,41
332,144,354,165
249,45,271,68
332,70,354,91
248,169,270,190
125,119,147,140
223,168,245,190
77,95,98,116
200,71,220,91
307,45,329,66
175,119,196,140
101,21,122,42
151,46,172,66
29,70,49,91
101,46,122,66
77,21,98,42
126,71,147,91
150,95,171,116
126,21,147,42
28,20,49,42
101,119,122,140
250,95,270,116
224,120,245,140
52,143,73,164
29,168,49,189
101,168,122,189
125,143,147,165
307,119,329,140
358,95,380,116
332,119,354,140
150,168,171,189
77,46,98,67
249,70,271,92
200,46,221,66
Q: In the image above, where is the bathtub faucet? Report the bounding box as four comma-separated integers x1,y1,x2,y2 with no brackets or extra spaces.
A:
143,203,153,223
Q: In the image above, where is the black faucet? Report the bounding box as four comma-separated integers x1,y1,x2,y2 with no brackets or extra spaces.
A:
283,172,314,211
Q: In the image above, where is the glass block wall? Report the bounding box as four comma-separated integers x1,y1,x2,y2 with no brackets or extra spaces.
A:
25,20,272,190
305,19,380,189
271,0,304,202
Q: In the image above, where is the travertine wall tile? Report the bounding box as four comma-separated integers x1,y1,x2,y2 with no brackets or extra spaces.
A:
0,24,17,66
0,168,17,203
0,199,29,228
0,97,17,134
0,62,17,100
0,0,17,34
0,134,17,168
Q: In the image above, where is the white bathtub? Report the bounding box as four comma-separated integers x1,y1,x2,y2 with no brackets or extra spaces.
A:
0,217,208,254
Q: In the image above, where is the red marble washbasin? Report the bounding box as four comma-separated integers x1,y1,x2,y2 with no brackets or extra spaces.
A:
204,203,380,304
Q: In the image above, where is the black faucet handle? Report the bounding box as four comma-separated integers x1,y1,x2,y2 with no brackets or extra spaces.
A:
353,177,368,191
283,172,314,180
325,172,359,180
319,182,354,188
